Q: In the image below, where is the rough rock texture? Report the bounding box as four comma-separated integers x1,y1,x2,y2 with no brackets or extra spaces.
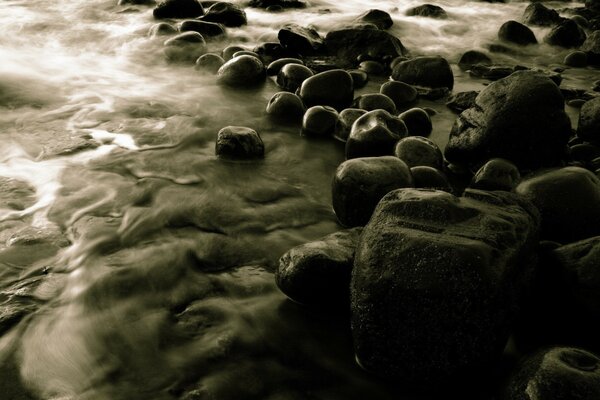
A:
578,97,600,144
582,31,600,65
351,188,540,385
278,24,323,55
215,126,264,159
446,91,478,113
523,3,562,27
391,56,454,90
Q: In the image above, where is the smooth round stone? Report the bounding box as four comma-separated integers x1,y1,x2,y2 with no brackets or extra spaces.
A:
221,45,246,61
163,31,207,62
352,93,397,114
266,92,306,122
200,2,247,27
276,63,313,92
565,51,588,67
194,53,225,73
346,109,408,159
354,9,393,30
399,108,432,137
410,166,452,192
570,143,600,164
391,56,454,90
571,15,589,28
215,126,264,159
380,81,417,110
332,156,414,227
544,19,587,49
232,50,261,59
301,105,339,137
148,22,178,37
389,55,409,70
334,108,367,143
216,55,266,87
394,136,443,169
266,57,304,76
470,158,520,191
358,60,385,76
406,4,447,19
498,20,538,46
347,69,369,89
458,50,492,71
180,19,225,37
299,69,354,111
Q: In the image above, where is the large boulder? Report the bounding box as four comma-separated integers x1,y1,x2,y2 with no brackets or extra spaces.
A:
545,19,587,48
200,2,247,27
354,9,393,30
391,56,454,90
581,30,600,65
578,97,600,144
445,71,571,169
278,24,323,55
458,50,492,71
153,0,204,19
498,20,538,46
406,4,448,19
522,3,562,27
216,55,266,86
345,109,408,159
351,188,539,385
299,69,354,110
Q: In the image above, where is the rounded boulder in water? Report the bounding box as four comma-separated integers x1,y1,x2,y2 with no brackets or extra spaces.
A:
216,55,266,87
215,126,264,159
581,31,600,65
332,157,414,227
221,45,246,61
277,24,323,56
522,2,562,27
199,2,247,27
458,50,492,71
399,108,432,137
380,81,417,110
266,92,306,122
352,93,396,114
394,136,442,169
406,4,448,19
334,108,367,143
353,9,393,30
391,56,454,90
195,53,224,74
299,69,354,111
348,69,369,89
498,20,538,45
148,22,177,37
410,166,452,192
163,32,206,62
544,19,587,48
266,57,304,76
470,158,520,192
276,63,313,92
346,109,407,159
564,51,588,67
153,0,204,19
180,20,226,38
301,106,338,137
578,97,600,144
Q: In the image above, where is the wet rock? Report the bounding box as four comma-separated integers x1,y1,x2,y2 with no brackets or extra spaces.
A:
180,19,225,37
515,166,600,243
351,188,539,385
545,19,587,48
498,20,538,46
358,60,385,76
232,50,260,59
215,126,264,159
354,9,393,30
247,0,307,9
253,42,300,65
266,92,306,122
276,228,362,308
523,3,562,27
445,71,571,169
299,69,354,110
153,0,204,19
332,157,413,227
334,108,366,143
148,22,178,37
570,143,600,165
380,81,417,110
410,166,452,192
352,93,396,114
276,63,313,92
581,30,600,65
222,45,246,60
394,136,442,169
399,108,432,137
468,64,517,81
470,158,520,191
216,55,266,86
164,31,207,62
266,57,304,75
199,2,247,27
578,97,600,144
194,53,225,73
301,106,339,137
278,24,323,56
348,69,369,89
406,4,448,19
564,51,588,67
346,109,408,159
458,50,492,71
391,56,454,90
572,15,590,29
446,91,478,113
504,347,600,400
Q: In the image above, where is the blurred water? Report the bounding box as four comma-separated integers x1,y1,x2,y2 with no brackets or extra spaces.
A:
0,0,599,399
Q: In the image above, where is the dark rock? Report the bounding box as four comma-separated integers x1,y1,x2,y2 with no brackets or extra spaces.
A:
266,57,304,75
410,166,452,192
445,71,572,169
498,20,538,46
153,0,204,19
278,24,323,56
581,31,600,65
180,19,225,37
354,9,393,30
247,0,307,9
406,4,448,19
394,136,442,168
523,3,562,27
446,91,479,113
332,157,413,227
399,108,433,137
470,158,520,192
358,60,385,76
216,126,264,159
346,109,408,159
276,63,313,92
276,228,363,307
200,2,246,27
380,81,417,110
458,50,492,71
545,19,587,48
352,93,397,114
216,55,266,86
232,50,260,59
565,51,588,67
347,69,369,89
568,99,588,108
163,31,207,62
299,69,354,111
148,22,178,36
253,42,300,65
194,53,225,73
221,45,246,60
515,166,600,243
391,56,454,90
468,64,516,81
578,97,600,144
266,92,306,122
334,108,366,143
570,143,600,165
572,15,590,29
301,106,338,137
351,188,539,384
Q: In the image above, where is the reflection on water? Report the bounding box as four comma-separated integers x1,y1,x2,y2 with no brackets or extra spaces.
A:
0,0,599,398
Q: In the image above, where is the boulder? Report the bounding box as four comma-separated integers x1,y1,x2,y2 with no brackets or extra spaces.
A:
148,22,178,37
266,92,306,122
498,20,537,46
332,157,413,227
215,126,264,159
354,9,394,30
194,53,225,73
299,69,354,110
216,55,266,86
380,81,417,110
180,20,225,37
266,57,304,75
445,71,571,169
346,109,408,159
352,93,397,114
394,136,443,168
391,56,454,90
222,45,246,61
410,166,452,192
406,4,448,19
582,30,600,65
276,63,313,92
163,31,207,62
458,50,492,71
351,188,539,384
399,108,433,137
545,19,587,48
200,2,247,27
301,106,339,137
564,51,588,67
153,0,204,19
278,24,323,55
578,97,600,144
470,158,520,192
523,3,562,27
334,108,367,143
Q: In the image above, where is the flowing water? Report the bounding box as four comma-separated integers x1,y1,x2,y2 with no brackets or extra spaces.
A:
0,0,598,399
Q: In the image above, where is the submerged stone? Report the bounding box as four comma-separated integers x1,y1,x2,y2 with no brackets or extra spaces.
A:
216,126,264,159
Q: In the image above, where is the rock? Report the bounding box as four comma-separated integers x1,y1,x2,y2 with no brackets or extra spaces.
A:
299,69,354,111
523,3,562,27
572,15,590,29
334,108,366,143
222,45,246,61
180,20,225,37
347,69,369,89
545,19,587,48
276,228,362,308
253,42,300,65
148,22,178,37
200,2,247,27
354,9,393,30
445,71,572,169
564,51,588,67
352,93,397,114
504,347,600,400
324,27,407,68
163,32,207,62
301,106,339,137
446,91,479,113
266,57,304,75
406,4,448,19
153,0,204,19
278,24,323,56
458,50,492,71
247,0,307,9
232,50,260,59
194,53,225,73
515,166,600,243
399,108,433,137
266,92,306,122
358,60,385,76
470,158,520,192
216,55,266,86
276,63,313,92
570,143,600,165
380,81,417,110
215,126,264,159
391,56,454,90
394,136,442,168
498,20,538,46
581,31,600,65
468,64,517,81
410,166,452,192
346,109,408,159
578,97,600,144
351,188,539,384
332,157,413,227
